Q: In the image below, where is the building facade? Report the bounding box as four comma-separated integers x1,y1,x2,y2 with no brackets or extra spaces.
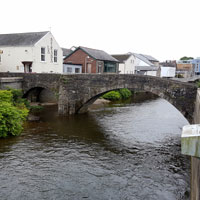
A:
176,60,195,78
112,53,159,76
111,54,135,74
191,58,200,74
0,31,63,73
63,46,119,74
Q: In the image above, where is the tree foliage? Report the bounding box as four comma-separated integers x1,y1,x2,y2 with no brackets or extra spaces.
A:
180,56,194,61
102,89,132,101
0,90,29,138
119,88,132,99
102,91,122,101
0,90,13,102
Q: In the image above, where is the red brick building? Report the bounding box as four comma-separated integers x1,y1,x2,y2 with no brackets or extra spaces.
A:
63,46,119,74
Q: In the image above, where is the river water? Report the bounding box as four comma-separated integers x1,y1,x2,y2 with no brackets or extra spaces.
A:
0,93,190,200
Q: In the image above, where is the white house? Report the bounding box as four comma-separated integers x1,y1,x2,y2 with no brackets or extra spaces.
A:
111,54,135,74
112,53,159,76
0,31,63,73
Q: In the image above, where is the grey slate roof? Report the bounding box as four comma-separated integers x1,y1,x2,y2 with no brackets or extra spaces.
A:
80,46,119,62
133,53,154,66
111,54,131,63
0,31,49,46
62,48,73,57
140,54,159,62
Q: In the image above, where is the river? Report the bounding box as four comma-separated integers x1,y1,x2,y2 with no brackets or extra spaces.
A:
0,93,190,200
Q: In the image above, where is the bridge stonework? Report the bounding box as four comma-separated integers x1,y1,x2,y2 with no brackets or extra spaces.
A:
0,73,198,123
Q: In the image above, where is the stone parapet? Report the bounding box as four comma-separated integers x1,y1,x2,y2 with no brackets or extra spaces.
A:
182,124,200,157
0,77,23,90
181,125,200,199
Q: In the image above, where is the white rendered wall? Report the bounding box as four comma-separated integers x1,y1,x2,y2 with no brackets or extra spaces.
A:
160,67,175,77
124,55,135,74
33,32,62,73
0,46,33,72
0,32,63,73
118,63,125,74
118,55,136,74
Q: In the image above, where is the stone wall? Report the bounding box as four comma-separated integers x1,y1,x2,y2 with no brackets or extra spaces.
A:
190,89,200,200
0,77,23,90
58,74,197,123
194,89,200,124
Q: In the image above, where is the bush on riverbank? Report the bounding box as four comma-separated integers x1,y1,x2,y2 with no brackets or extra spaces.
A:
119,88,132,99
102,91,122,101
0,90,29,138
102,88,132,101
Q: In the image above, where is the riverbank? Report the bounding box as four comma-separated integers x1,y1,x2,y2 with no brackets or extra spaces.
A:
88,99,110,110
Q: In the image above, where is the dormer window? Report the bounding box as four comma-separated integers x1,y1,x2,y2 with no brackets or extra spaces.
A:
41,47,45,61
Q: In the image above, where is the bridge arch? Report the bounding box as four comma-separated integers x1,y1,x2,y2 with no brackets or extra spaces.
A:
76,86,190,121
58,74,197,123
23,86,57,104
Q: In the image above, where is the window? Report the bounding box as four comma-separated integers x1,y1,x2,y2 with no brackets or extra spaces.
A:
67,67,72,73
75,68,80,73
41,47,45,61
54,49,58,63
104,62,117,73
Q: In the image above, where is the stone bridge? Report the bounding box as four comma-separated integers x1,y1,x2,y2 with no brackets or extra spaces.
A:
0,73,198,123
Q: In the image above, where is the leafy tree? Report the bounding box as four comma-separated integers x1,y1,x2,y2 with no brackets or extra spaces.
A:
180,56,194,61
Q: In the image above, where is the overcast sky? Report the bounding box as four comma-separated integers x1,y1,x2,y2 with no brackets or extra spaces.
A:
1,0,200,61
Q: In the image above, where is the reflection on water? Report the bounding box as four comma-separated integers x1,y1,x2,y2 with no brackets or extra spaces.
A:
0,93,190,200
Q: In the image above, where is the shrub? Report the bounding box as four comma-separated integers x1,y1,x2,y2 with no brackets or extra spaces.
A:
0,90,13,102
0,89,29,138
119,88,132,99
8,88,23,103
102,91,121,101
102,89,132,101
0,102,28,137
